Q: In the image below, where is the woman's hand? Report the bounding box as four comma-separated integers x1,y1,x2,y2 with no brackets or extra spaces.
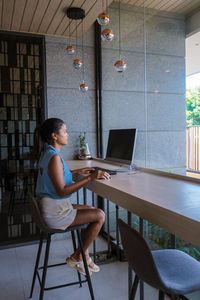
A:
78,167,95,174
89,170,110,180
71,167,95,175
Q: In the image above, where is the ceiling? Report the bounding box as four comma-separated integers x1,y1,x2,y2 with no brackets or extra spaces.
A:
0,0,113,39
120,0,200,16
0,0,200,39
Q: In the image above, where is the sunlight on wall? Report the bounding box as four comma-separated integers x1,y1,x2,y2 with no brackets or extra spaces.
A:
186,73,200,89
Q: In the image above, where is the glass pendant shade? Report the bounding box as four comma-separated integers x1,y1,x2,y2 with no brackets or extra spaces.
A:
114,59,127,72
73,58,82,69
80,83,88,92
66,45,75,54
97,12,110,25
101,28,114,42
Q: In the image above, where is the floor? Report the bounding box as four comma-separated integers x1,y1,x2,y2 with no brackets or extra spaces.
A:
0,236,200,300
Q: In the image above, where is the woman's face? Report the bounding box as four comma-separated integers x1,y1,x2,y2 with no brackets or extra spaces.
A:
54,123,69,146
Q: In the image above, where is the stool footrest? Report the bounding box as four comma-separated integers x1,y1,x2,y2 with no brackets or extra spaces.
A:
43,280,87,291
38,262,66,269
36,269,87,290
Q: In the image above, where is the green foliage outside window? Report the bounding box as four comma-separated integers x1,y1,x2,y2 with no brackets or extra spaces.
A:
186,87,200,126
148,223,200,261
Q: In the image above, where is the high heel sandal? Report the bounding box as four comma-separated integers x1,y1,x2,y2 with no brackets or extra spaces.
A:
87,257,100,272
66,257,92,276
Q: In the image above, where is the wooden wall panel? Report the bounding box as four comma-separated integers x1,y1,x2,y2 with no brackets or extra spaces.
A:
54,0,84,36
2,0,15,30
0,0,200,38
175,0,200,14
46,0,72,35
0,0,3,27
20,0,39,31
37,0,62,33
29,0,51,32
11,0,27,31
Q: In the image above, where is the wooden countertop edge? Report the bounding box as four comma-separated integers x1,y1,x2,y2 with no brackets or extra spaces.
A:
92,158,200,184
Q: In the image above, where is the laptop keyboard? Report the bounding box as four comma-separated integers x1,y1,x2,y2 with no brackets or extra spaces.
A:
93,167,117,175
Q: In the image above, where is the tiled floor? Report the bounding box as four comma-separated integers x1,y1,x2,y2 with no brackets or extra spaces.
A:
0,237,200,300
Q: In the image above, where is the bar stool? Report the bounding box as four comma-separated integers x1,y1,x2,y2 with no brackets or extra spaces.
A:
29,194,95,300
118,219,200,300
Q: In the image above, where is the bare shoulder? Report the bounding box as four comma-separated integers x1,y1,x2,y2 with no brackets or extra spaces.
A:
49,154,62,168
48,154,64,182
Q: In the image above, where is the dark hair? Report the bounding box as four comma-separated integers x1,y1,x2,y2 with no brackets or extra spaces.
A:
32,118,65,161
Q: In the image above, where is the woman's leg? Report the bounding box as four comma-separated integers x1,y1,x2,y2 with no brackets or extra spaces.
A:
73,204,95,210
72,204,96,260
69,208,105,261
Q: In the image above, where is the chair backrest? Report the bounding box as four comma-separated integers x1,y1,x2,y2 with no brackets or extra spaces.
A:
118,219,165,290
29,193,62,234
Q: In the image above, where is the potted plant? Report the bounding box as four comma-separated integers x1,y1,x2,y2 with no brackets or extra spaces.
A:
79,132,86,156
78,132,91,159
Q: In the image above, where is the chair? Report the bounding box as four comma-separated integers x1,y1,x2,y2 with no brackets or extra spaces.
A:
118,219,200,300
29,194,95,300
6,171,32,213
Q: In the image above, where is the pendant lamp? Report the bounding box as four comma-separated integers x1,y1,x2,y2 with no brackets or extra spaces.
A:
101,0,114,42
66,20,75,54
114,0,126,72
73,21,82,69
101,28,114,42
80,20,88,93
97,0,110,25
66,6,85,58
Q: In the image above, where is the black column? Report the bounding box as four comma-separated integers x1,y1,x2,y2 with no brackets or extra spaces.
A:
94,21,104,214
94,21,103,158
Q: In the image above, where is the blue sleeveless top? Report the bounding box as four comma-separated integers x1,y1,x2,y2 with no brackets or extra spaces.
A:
36,145,73,199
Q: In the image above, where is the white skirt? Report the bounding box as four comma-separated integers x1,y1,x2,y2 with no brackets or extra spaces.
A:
38,197,77,230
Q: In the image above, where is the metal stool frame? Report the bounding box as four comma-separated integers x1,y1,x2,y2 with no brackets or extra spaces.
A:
29,194,95,300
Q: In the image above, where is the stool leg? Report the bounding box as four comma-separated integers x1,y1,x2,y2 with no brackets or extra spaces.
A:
159,290,165,300
179,296,189,300
92,192,96,263
129,275,139,300
29,234,43,298
76,229,95,300
71,230,82,287
39,234,51,300
171,295,179,300
8,191,15,214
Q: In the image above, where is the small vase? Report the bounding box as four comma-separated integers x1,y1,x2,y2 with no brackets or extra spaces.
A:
78,143,92,160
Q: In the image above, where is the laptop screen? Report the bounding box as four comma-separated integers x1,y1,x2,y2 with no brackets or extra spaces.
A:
106,129,137,164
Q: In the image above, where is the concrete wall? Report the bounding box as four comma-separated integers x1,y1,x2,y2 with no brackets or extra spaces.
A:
102,3,186,173
46,26,97,161
46,2,186,174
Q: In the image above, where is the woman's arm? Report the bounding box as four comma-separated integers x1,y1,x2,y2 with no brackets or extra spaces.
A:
48,155,109,198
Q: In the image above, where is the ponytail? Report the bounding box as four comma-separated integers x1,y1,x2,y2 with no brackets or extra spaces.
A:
31,126,45,162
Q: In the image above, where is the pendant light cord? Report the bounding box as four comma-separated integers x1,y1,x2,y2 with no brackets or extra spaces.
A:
82,20,85,82
69,20,71,46
76,20,78,58
119,0,121,59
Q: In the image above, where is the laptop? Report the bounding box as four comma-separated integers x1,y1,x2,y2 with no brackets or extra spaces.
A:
94,129,138,175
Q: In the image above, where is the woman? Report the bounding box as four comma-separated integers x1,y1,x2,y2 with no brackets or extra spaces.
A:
34,118,109,276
